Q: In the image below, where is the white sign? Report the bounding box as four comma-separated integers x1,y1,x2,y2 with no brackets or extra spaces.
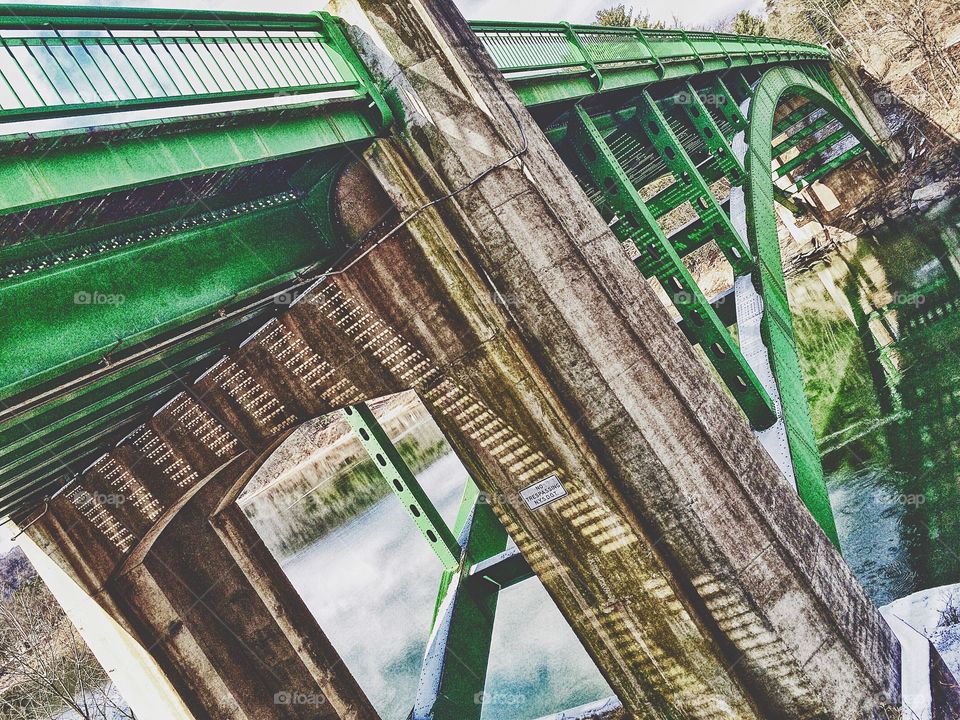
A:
520,474,567,510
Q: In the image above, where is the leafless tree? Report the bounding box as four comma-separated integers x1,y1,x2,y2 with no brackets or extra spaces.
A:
0,579,134,720
859,0,959,109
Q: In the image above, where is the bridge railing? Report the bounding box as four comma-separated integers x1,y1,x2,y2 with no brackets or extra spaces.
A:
0,5,378,129
470,20,829,82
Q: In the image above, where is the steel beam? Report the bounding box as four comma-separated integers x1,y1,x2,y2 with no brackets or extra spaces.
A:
635,91,753,275
792,144,866,192
741,64,888,544
566,104,775,428
704,75,748,133
414,480,508,720
772,111,833,157
676,81,745,185
774,127,852,178
470,21,830,107
343,402,461,570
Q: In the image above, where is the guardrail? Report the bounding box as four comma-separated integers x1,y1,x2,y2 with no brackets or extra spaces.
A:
469,20,830,100
0,5,386,126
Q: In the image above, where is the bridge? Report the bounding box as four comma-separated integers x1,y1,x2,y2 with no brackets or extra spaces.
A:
0,1,948,718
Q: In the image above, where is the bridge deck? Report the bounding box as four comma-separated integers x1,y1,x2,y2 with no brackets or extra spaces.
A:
0,6,859,535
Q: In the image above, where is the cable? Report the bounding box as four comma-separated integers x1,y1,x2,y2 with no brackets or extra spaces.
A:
306,27,530,282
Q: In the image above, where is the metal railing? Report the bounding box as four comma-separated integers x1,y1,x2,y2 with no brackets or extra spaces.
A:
0,5,376,125
470,20,829,82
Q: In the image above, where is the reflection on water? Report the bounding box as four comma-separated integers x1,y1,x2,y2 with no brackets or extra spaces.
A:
252,450,610,719
790,198,960,605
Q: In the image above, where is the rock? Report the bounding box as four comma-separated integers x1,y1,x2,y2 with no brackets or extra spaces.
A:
912,181,951,205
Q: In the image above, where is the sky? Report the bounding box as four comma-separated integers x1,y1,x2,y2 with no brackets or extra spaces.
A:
1,0,768,29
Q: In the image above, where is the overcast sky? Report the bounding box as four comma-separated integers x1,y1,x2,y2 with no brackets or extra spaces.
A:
2,0,767,28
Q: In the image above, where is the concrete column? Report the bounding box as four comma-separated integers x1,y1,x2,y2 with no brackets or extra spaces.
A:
23,452,378,720
15,527,196,720
326,1,905,718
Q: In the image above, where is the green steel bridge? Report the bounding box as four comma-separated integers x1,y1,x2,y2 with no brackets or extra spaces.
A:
0,5,902,720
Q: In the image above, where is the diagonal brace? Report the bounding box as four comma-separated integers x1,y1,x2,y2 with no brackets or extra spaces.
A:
566,104,775,429
343,402,461,570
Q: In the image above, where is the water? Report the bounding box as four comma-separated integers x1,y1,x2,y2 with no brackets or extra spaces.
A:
268,452,611,720
789,197,960,605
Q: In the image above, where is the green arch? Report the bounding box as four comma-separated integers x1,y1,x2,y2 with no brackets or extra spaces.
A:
743,65,888,547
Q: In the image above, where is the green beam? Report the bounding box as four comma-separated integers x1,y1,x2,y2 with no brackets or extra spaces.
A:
567,104,775,428
418,480,509,720
0,110,377,215
773,101,816,135
743,64,886,546
772,112,834,157
704,76,748,133
0,202,326,402
343,403,461,570
774,127,851,179
635,91,753,275
792,144,866,192
726,70,755,101
647,160,725,218
676,81,745,185
470,20,830,107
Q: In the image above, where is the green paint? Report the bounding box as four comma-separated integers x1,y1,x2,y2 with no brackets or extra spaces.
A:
743,65,885,546
343,403,462,570
0,202,326,401
635,90,753,274
566,104,775,429
427,480,509,720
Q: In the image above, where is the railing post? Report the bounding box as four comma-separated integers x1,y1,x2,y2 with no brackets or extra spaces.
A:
633,28,665,77
317,11,394,129
560,22,603,92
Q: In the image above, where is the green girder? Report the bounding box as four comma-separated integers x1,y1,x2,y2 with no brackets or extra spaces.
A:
676,81,745,185
744,65,886,545
0,111,378,215
704,75,748,133
774,126,852,179
1,201,326,402
566,104,776,429
792,145,867,193
470,21,829,106
423,480,509,720
635,91,753,275
772,111,834,157
343,403,462,570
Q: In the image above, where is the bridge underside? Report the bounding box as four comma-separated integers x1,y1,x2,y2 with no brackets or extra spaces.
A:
0,1,935,719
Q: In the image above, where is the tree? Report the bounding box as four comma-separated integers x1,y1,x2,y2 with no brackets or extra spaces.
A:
594,4,666,29
731,9,767,35
859,0,959,108
0,577,135,720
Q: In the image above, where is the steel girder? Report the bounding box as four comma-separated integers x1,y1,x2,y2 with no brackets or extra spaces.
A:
470,21,830,107
742,64,887,544
564,103,776,429
343,402,461,570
